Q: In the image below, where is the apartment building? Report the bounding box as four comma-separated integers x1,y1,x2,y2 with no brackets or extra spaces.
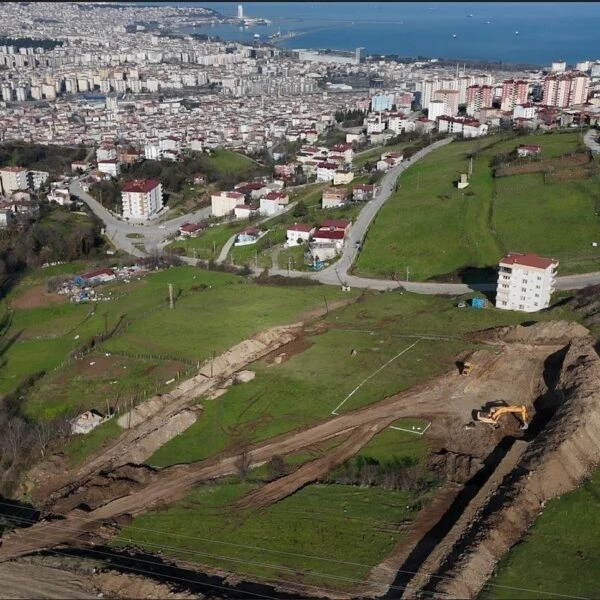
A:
121,178,163,220
500,80,529,113
543,72,590,108
466,85,493,116
0,165,28,194
496,252,558,312
433,89,459,117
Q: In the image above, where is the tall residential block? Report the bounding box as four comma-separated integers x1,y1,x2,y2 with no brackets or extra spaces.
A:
496,252,558,312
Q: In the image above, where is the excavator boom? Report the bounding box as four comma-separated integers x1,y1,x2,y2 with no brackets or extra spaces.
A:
476,405,529,430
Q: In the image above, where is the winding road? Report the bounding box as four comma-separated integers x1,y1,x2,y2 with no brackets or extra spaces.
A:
69,133,600,295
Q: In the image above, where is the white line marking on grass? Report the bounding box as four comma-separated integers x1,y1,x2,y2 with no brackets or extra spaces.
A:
331,338,423,416
389,421,432,436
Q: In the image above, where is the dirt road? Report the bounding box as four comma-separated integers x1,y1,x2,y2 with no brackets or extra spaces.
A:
0,331,563,563
0,562,98,599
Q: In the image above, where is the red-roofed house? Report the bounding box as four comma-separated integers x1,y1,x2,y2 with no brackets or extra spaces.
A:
517,144,542,157
179,222,205,238
352,184,377,201
316,162,338,182
319,219,352,236
496,252,559,312
260,191,290,216
322,186,350,209
121,179,163,219
234,204,260,219
331,143,354,163
286,223,315,246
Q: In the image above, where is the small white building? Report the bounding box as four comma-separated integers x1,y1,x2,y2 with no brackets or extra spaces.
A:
286,223,314,246
96,146,117,162
28,170,50,191
211,190,244,217
121,178,163,220
97,159,121,178
333,170,354,185
234,203,260,219
496,252,559,312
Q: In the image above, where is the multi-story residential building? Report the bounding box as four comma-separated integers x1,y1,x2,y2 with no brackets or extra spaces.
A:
466,85,493,116
0,165,28,194
500,80,529,113
433,89,459,117
437,116,488,137
27,170,50,190
496,252,558,312
370,93,395,112
428,99,446,121
210,190,244,217
543,72,590,108
121,178,163,220
513,103,538,120
316,162,338,182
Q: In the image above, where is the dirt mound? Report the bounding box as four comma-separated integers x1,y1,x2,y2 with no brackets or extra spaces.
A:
429,450,484,484
570,284,600,327
52,464,158,514
477,320,590,346
427,335,600,599
92,571,197,600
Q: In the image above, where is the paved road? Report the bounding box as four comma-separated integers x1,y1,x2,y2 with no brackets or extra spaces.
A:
72,133,600,296
69,179,211,255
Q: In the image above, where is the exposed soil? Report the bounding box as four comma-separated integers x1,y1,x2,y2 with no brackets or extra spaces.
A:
10,285,68,310
3,320,600,600
495,152,590,178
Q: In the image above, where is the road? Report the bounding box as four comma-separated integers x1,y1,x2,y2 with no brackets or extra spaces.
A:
71,133,600,296
69,179,211,256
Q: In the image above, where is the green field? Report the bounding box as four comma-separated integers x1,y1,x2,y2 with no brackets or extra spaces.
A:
204,148,259,175
113,480,423,592
149,290,578,468
356,131,600,281
1,266,355,420
481,466,600,600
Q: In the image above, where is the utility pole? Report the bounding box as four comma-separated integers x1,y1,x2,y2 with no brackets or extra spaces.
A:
324,295,329,315
168,283,174,309
103,312,108,336
287,254,292,277
213,240,216,257
210,350,216,377
255,248,258,270
469,157,473,178
406,266,410,282
417,172,420,190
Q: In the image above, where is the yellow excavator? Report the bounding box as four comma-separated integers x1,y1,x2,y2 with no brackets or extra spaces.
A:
476,404,529,430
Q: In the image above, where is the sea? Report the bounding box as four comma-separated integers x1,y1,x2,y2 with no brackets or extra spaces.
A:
140,2,600,67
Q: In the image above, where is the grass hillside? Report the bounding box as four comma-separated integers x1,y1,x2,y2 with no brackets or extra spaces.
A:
355,131,600,281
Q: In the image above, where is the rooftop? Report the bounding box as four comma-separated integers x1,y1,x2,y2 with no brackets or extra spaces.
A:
121,178,161,193
499,252,558,270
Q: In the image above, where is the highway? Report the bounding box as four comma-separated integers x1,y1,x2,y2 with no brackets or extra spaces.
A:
70,133,600,296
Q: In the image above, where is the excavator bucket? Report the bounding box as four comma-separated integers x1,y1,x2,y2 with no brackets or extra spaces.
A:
476,411,498,426
520,422,529,431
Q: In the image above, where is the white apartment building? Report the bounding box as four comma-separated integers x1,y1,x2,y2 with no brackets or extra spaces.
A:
496,252,558,312
0,166,28,194
211,190,244,217
96,146,117,161
121,178,163,220
28,170,50,190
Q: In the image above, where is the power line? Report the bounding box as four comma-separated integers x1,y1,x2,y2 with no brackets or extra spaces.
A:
1,508,589,600
2,514,446,599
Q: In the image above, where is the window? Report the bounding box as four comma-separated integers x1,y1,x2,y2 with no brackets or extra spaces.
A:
522,279,528,284
520,296,526,301
537,276,542,281
519,304,524,310
502,284,509,289
500,300,507,306
534,302,539,307
521,287,527,292
536,285,541,289
535,293,539,298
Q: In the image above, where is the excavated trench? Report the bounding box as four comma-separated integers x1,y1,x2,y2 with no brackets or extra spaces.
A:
386,343,571,598
43,547,327,600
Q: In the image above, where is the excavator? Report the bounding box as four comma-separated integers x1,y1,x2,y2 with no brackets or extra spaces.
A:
476,404,529,430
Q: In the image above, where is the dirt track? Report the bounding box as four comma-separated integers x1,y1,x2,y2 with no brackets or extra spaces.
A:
2,321,600,600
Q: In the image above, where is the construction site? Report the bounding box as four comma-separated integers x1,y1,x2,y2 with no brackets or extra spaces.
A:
1,312,600,599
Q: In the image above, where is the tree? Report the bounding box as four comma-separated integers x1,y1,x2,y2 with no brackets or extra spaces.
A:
267,455,287,480
235,451,251,481
292,200,309,218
